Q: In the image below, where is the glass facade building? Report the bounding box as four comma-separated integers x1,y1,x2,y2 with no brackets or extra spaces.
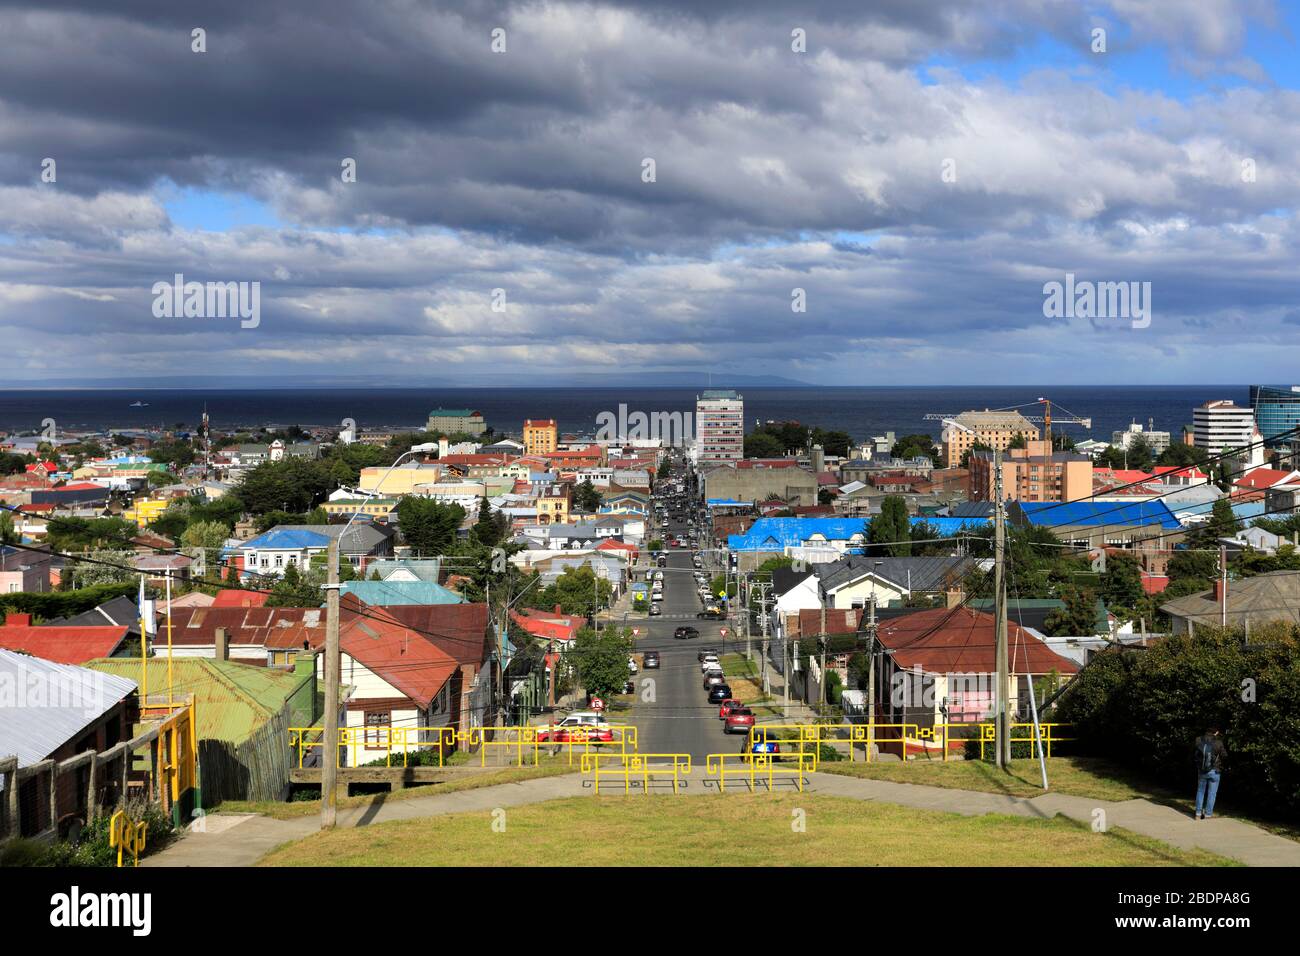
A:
1249,386,1300,447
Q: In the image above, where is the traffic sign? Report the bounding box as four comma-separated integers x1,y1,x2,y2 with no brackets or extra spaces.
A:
719,628,728,637
591,697,605,712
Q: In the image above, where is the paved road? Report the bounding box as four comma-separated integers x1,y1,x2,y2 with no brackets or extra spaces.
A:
628,515,746,763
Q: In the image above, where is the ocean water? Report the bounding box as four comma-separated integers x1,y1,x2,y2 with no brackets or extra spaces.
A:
0,385,1252,444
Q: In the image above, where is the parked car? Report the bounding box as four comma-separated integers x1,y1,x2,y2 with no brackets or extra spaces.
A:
697,646,718,662
703,670,726,689
743,736,782,761
536,712,611,741
643,650,660,668
707,683,733,704
649,603,662,616
700,655,720,672
725,708,756,734
697,608,724,620
719,699,744,720
628,656,638,674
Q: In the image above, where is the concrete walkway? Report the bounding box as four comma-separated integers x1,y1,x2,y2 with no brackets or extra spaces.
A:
145,768,1300,868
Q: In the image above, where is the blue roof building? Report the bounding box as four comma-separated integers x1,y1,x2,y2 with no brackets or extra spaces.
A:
1011,500,1180,531
339,580,464,606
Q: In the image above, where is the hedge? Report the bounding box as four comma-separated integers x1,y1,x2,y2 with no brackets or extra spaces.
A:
1053,629,1300,816
0,581,139,623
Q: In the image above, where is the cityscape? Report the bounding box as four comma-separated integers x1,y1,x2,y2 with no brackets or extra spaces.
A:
0,0,1295,933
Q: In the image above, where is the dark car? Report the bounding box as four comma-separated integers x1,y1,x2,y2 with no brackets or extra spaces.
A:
707,683,733,704
696,645,717,662
673,626,698,640
643,650,660,669
697,609,724,620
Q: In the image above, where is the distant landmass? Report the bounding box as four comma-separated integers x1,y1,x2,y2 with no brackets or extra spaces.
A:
0,371,809,389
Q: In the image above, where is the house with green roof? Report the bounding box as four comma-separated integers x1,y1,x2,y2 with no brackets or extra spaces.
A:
85,656,318,802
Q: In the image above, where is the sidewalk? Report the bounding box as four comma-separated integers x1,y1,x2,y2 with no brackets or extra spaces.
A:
145,765,1300,867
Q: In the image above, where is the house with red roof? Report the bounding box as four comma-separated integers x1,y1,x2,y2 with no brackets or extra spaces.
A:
211,588,270,608
0,613,131,664
1233,467,1300,502
324,603,468,766
870,607,1078,746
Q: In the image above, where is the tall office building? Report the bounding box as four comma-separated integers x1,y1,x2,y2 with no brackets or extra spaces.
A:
695,389,744,463
1249,386,1300,448
1192,399,1255,454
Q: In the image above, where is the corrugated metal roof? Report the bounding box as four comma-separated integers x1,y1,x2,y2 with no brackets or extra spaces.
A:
0,649,137,768
84,658,311,745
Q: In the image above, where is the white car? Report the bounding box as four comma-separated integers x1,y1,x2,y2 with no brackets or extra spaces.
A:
628,656,638,674
700,655,720,672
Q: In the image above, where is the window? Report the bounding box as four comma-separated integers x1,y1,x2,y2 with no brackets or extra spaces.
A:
364,711,390,748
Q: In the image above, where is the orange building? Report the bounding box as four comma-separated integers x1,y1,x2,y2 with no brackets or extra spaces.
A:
969,440,1092,503
523,419,558,456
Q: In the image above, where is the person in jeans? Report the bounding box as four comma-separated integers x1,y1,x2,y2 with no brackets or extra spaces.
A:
1193,726,1226,820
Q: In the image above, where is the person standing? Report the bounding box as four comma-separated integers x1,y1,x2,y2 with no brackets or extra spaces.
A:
1193,726,1226,820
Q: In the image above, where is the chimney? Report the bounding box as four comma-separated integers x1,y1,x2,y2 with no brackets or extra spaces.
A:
554,604,563,615
945,587,964,609
1213,579,1225,604
6,612,31,627
214,626,229,662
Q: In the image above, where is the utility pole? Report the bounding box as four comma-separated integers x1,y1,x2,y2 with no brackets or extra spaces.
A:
994,450,1010,770
756,581,771,693
818,603,827,711
321,539,341,829
1219,544,1228,629
866,591,878,760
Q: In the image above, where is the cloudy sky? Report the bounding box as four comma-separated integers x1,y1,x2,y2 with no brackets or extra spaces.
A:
1,0,1298,386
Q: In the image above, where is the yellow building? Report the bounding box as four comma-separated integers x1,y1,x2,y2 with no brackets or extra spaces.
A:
523,419,558,456
321,497,398,518
358,463,441,495
123,497,171,528
536,485,571,524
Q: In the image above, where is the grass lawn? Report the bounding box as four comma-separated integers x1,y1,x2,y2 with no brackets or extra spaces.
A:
720,653,772,705
256,793,1233,867
211,760,578,821
817,755,1300,841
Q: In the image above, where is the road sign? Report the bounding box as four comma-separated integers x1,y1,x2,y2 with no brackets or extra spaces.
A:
720,628,728,637
591,697,605,712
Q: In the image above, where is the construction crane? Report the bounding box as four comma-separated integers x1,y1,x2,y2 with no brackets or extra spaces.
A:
924,398,1092,451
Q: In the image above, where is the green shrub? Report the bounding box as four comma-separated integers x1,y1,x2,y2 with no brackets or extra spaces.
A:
1054,629,1300,816
0,799,174,867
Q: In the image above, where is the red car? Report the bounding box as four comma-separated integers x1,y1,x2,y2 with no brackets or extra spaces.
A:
545,726,614,743
718,699,744,720
724,708,756,735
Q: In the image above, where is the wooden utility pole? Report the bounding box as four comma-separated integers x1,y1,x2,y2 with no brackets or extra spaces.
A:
866,592,878,760
321,540,341,829
818,604,827,710
994,450,1010,770
1219,544,1228,629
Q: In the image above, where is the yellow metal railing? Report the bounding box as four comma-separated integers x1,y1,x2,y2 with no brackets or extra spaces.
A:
706,751,817,792
580,752,691,794
109,809,148,868
289,723,640,769
749,722,1073,763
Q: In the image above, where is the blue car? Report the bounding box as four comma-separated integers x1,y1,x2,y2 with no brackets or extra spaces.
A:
743,735,782,761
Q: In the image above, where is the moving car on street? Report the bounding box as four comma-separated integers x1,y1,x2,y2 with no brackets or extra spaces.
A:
643,650,660,668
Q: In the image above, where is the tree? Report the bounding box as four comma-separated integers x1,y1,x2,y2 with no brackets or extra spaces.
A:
889,434,938,464
868,495,910,556
568,626,634,702
531,565,612,618
743,431,785,458
959,441,993,469
573,479,602,514
62,551,136,589
1157,443,1210,469
1125,435,1154,471
817,488,833,506
181,519,230,553
1043,584,1099,636
1007,433,1027,451
1101,550,1144,617
396,498,465,555
473,496,507,547
0,511,16,545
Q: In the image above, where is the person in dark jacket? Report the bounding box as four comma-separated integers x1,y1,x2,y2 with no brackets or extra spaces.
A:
1193,727,1226,820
